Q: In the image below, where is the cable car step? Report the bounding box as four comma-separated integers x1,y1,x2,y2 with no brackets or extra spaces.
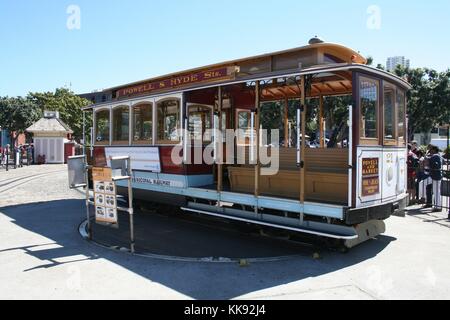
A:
180,202,358,240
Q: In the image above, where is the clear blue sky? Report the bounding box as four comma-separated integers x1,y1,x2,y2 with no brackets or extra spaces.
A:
1,0,449,97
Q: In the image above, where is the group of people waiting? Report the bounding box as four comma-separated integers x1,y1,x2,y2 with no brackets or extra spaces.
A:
407,142,444,212
0,144,34,168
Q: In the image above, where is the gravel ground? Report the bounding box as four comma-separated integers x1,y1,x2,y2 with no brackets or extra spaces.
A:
0,164,84,207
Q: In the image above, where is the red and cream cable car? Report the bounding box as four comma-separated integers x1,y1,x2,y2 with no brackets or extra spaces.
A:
83,37,411,248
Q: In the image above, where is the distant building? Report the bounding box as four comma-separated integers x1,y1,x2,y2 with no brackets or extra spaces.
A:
386,56,410,72
414,125,449,146
0,129,26,149
26,111,74,164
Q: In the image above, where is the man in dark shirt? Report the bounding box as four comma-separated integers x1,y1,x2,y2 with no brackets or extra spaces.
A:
429,146,443,212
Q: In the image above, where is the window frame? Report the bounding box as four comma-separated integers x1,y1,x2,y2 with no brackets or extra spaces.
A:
187,104,214,144
156,97,181,145
235,109,253,146
383,82,397,146
132,102,153,145
94,108,111,146
396,89,407,147
359,76,381,146
112,105,131,145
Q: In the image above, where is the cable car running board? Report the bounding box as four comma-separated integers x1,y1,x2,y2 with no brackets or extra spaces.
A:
180,203,358,240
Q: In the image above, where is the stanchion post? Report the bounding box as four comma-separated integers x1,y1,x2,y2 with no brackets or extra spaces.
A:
85,160,92,240
127,157,135,254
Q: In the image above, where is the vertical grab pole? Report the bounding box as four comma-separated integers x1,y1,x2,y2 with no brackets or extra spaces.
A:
284,98,289,147
127,157,135,254
319,95,325,148
251,81,261,218
250,112,255,164
300,76,306,204
348,105,353,207
254,81,260,199
296,109,301,165
217,86,223,193
90,128,94,158
447,125,450,218
82,111,86,156
84,158,92,240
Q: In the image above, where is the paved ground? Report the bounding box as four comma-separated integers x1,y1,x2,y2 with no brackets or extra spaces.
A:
1,165,450,300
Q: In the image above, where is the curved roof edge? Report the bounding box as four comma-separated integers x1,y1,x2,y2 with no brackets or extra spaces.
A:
103,42,367,92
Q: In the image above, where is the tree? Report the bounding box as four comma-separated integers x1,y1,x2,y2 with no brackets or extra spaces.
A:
27,88,91,141
0,97,41,146
393,66,450,140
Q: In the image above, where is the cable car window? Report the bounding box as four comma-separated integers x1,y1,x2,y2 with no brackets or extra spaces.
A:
157,99,180,143
188,105,213,142
236,110,252,146
397,90,406,145
384,84,396,143
95,110,110,144
133,103,152,143
113,106,130,143
360,78,379,141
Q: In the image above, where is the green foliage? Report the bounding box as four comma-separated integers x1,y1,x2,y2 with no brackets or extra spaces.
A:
444,146,450,160
27,88,91,140
393,66,450,139
419,145,428,155
0,96,41,145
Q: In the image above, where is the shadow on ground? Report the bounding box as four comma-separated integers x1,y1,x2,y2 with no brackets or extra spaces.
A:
0,199,395,299
406,206,450,229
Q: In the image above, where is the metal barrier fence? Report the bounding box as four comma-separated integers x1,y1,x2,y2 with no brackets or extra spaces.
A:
410,159,450,216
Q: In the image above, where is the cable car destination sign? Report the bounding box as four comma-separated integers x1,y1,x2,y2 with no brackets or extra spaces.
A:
361,158,380,197
116,66,238,98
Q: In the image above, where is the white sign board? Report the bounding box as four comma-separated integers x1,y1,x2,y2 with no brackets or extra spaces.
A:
105,147,161,173
94,180,118,225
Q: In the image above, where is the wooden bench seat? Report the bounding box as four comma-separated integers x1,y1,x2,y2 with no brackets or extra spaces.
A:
228,148,349,204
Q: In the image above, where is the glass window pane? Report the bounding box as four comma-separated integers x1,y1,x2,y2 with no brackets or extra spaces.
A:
157,100,180,142
384,86,395,140
360,79,379,139
95,110,110,143
113,107,130,142
397,90,406,142
188,106,213,142
237,111,251,145
133,104,152,142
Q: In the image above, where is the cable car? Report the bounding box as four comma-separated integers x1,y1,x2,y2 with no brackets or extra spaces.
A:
82,37,411,249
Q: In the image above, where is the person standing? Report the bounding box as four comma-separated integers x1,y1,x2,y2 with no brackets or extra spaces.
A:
429,146,443,212
411,141,420,156
418,149,432,207
407,144,419,203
